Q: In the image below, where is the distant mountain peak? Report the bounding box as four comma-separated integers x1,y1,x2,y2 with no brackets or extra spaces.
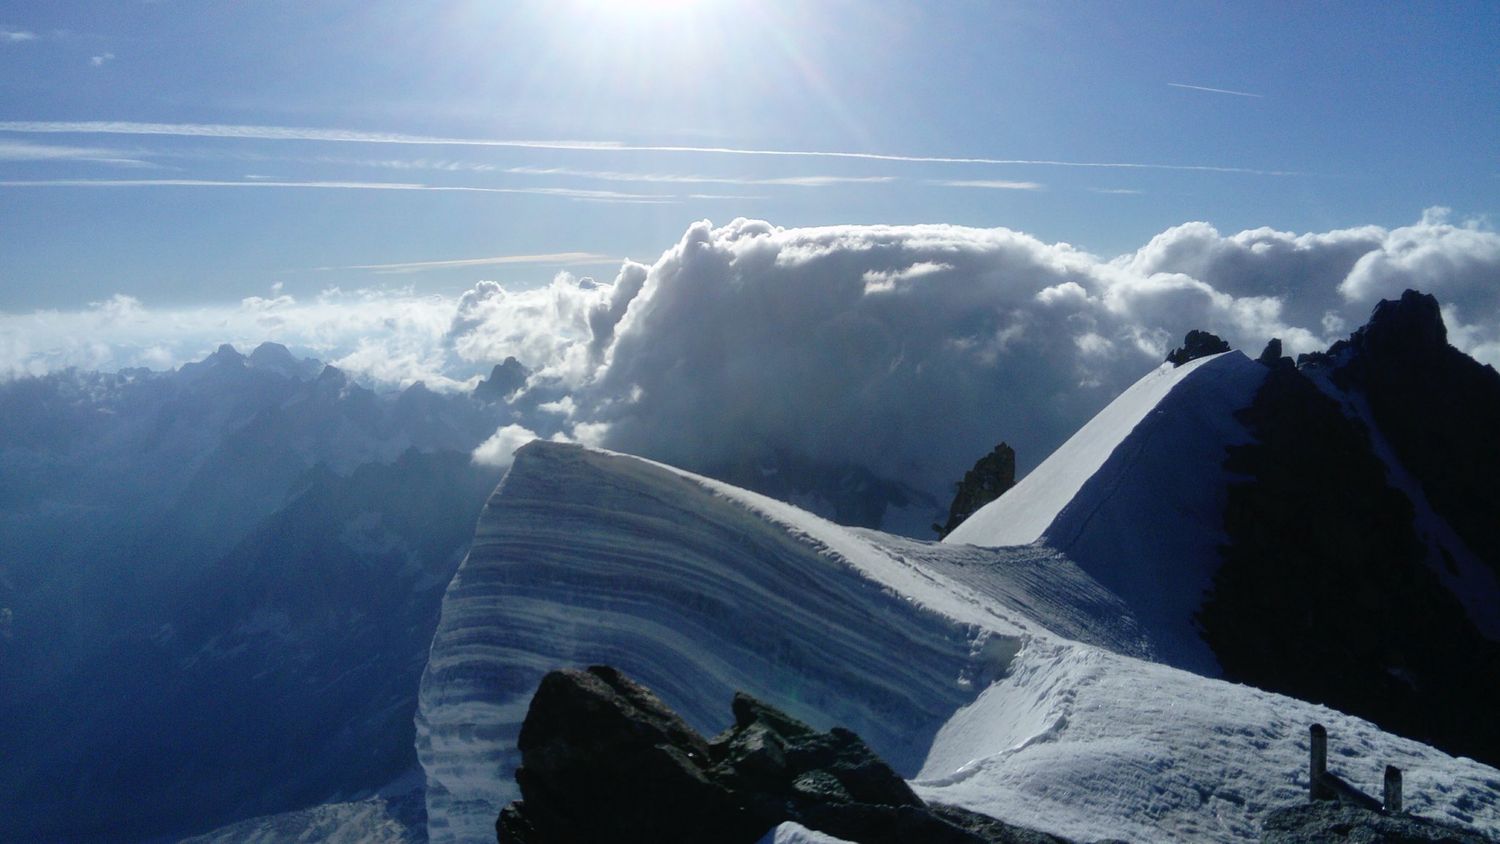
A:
249,341,292,361
211,343,246,365
247,342,321,380
473,356,529,403
315,364,348,388
177,343,249,379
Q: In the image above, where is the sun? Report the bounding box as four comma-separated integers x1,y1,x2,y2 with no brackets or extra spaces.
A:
574,0,709,22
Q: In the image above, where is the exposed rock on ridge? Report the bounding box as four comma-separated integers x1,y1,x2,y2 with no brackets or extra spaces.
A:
1166,329,1231,366
498,666,1075,844
1261,801,1494,843
935,442,1016,539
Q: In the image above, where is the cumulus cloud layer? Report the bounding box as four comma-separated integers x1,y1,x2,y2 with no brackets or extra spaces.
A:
5,211,1499,498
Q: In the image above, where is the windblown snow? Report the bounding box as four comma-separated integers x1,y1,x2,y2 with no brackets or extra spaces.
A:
417,354,1500,843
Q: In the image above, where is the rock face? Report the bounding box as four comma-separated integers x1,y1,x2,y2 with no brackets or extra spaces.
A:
1330,290,1500,583
935,442,1016,538
1166,330,1231,366
1261,801,1494,843
1256,338,1295,371
1202,290,1500,770
498,666,1074,844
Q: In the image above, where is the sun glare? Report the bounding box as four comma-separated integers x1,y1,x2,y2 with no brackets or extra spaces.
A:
577,0,707,22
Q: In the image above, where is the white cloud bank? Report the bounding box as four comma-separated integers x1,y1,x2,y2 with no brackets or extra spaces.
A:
5,210,1498,496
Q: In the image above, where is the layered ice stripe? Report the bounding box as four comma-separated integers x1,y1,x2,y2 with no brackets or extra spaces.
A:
417,441,995,844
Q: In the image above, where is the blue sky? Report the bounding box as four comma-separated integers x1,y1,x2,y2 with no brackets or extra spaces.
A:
0,0,1496,310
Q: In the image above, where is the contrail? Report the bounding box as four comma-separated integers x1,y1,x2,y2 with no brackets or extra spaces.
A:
0,120,1299,176
0,177,676,203
328,252,620,273
1167,82,1264,99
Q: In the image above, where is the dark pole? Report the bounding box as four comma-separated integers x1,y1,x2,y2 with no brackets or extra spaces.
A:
1310,724,1330,800
1384,765,1403,813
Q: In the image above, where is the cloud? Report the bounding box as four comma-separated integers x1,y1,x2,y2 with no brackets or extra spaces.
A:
4,212,1498,510
0,120,1303,176
1338,208,1500,306
0,287,465,388
89,51,114,66
931,179,1045,190
442,274,615,387
568,220,1176,494
0,139,149,166
563,213,1500,496
1167,82,1264,98
470,424,539,468
311,156,501,173
2,29,36,42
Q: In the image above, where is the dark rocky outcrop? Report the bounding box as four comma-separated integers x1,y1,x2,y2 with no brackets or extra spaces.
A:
498,666,1076,844
1329,290,1500,581
1201,292,1500,769
935,442,1016,538
1261,801,1494,843
474,357,530,403
1256,338,1295,371
1166,330,1231,366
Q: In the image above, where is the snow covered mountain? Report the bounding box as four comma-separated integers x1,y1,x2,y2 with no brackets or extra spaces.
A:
417,440,1500,842
417,290,1500,843
945,349,1266,675
9,290,1499,842
949,290,1500,773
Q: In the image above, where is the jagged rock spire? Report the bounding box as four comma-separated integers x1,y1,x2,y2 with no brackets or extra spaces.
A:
934,443,1015,539
1166,330,1231,367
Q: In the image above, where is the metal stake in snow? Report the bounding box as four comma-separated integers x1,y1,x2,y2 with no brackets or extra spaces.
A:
1309,724,1331,800
1385,765,1403,814
1307,723,1397,813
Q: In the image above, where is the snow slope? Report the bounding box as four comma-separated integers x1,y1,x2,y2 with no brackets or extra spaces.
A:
915,639,1500,842
944,351,1268,674
418,439,1500,842
943,353,1247,547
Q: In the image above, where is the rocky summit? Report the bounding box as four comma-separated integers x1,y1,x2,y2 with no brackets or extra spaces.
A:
1166,329,1231,366
498,665,1076,844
